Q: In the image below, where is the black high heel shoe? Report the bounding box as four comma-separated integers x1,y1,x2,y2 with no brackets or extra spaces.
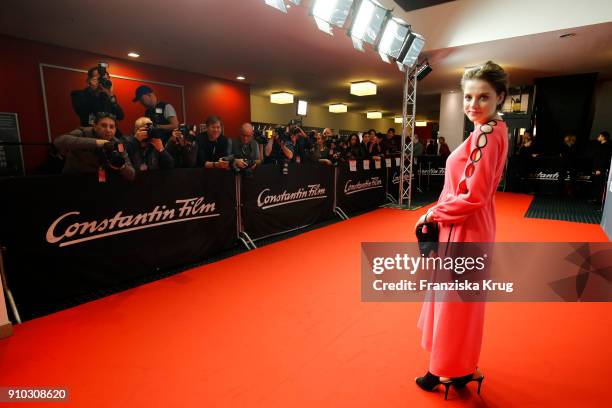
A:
451,371,485,394
415,371,453,400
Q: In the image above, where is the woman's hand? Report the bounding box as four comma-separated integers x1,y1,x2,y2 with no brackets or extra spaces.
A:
414,210,433,233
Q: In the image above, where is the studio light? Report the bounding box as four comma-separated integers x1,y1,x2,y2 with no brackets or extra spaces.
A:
297,100,308,116
329,103,348,113
398,31,426,68
376,17,410,63
415,121,427,127
311,0,355,35
367,111,382,119
416,60,432,81
394,117,403,124
350,80,377,96
270,92,294,104
348,0,389,52
264,0,300,13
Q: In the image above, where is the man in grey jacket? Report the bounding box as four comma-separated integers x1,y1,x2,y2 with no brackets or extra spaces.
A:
54,112,135,180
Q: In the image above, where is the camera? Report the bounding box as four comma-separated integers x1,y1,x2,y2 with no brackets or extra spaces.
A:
178,124,196,142
145,122,166,140
97,62,113,90
98,140,125,170
254,130,268,145
276,127,291,144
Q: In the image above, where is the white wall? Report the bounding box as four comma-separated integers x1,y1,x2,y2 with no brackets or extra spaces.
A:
250,94,396,133
591,80,612,140
438,92,465,151
378,0,612,50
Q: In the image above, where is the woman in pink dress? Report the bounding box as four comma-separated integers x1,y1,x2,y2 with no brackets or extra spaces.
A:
413,61,509,399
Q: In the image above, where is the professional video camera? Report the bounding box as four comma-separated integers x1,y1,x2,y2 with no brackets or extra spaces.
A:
98,140,126,170
97,62,113,89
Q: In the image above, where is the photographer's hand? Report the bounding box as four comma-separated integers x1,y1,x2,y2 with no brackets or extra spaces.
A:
151,138,164,152
216,160,230,169
234,159,247,169
135,127,149,142
95,139,110,148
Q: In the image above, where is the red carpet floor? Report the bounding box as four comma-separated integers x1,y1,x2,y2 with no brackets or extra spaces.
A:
1,192,610,407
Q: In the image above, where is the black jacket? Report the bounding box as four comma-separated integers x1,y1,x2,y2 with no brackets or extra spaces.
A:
71,88,124,127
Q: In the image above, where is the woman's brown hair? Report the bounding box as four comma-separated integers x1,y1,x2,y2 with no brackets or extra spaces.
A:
461,61,509,110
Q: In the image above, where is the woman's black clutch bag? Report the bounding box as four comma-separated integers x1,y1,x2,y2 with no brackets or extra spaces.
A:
416,222,439,256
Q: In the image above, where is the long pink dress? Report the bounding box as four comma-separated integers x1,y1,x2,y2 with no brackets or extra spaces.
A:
417,119,508,377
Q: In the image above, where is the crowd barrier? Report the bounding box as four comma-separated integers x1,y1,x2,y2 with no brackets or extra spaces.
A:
0,160,440,320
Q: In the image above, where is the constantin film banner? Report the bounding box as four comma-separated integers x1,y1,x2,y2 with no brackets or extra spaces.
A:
0,168,237,320
240,163,335,240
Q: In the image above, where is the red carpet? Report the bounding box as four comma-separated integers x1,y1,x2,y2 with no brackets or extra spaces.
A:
0,192,610,407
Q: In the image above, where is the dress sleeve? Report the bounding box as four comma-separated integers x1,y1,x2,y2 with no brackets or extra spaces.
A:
427,121,506,224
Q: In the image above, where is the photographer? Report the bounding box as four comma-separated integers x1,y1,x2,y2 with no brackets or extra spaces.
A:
228,123,261,175
310,132,332,165
54,112,134,180
345,133,366,160
125,117,174,172
71,63,124,127
195,115,230,169
367,129,383,160
133,85,179,143
382,127,400,155
166,125,198,168
264,127,294,164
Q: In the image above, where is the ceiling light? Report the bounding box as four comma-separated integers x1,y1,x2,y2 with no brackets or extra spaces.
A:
349,0,389,51
265,0,288,13
270,92,294,104
329,103,348,113
367,111,382,119
350,81,377,96
415,121,427,127
311,0,355,35
297,100,308,116
377,17,410,63
127,52,140,58
394,117,403,124
236,76,246,81
397,31,426,68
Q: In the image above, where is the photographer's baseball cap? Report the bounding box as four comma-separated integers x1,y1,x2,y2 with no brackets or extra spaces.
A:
132,85,154,102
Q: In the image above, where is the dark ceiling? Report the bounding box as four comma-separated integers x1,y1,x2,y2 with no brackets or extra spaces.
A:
394,0,456,12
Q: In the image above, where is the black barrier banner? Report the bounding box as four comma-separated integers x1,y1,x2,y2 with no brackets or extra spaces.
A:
240,163,334,240
0,169,237,320
336,162,386,214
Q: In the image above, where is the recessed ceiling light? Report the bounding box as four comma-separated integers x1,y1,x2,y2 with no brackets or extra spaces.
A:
271,92,294,104
127,52,140,58
236,76,246,81
559,33,576,38
329,103,348,113
351,81,377,96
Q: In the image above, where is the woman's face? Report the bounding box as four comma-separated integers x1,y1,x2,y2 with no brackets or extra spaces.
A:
463,79,504,125
363,134,370,144
350,136,358,146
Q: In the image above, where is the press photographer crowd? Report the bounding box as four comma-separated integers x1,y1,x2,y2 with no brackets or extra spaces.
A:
36,63,454,181
4,61,611,209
